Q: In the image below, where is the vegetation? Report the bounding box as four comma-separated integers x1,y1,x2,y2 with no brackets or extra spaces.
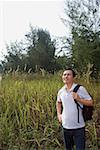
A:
0,72,100,150
2,27,56,73
62,0,100,77
1,1,100,78
0,0,100,149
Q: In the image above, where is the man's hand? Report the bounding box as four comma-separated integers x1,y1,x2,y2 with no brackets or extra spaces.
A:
57,114,62,123
73,92,93,106
72,92,81,101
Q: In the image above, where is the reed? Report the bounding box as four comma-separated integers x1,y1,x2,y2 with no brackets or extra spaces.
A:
0,72,99,149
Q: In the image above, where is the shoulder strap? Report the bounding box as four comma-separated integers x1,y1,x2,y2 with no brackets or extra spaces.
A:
73,84,82,123
73,84,83,109
73,84,81,93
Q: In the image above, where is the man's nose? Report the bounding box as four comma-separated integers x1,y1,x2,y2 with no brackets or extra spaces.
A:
65,75,68,78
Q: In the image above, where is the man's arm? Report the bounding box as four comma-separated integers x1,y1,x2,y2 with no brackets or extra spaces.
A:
73,92,93,106
56,101,62,123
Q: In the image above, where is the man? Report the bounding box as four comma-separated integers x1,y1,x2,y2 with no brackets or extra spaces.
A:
56,68,93,150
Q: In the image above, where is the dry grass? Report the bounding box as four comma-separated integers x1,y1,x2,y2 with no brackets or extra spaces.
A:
0,72,99,150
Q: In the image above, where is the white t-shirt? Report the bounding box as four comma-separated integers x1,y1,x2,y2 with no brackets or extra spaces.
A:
57,83,92,129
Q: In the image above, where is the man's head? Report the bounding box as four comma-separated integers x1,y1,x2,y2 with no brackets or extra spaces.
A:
62,68,76,84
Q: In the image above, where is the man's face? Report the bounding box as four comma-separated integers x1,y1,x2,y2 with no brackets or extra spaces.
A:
62,70,74,84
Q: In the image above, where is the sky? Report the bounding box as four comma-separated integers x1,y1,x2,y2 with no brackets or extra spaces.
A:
0,0,69,61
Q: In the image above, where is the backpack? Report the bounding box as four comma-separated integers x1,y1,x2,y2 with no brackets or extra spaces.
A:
73,84,94,122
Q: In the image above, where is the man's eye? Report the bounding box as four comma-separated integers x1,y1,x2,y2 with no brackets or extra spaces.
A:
64,74,71,76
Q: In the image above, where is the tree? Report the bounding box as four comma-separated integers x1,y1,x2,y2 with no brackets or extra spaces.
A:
25,26,56,72
2,41,25,71
63,0,100,76
55,55,72,70
2,26,57,73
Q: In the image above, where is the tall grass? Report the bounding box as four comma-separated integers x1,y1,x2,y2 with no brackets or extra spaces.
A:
0,72,100,150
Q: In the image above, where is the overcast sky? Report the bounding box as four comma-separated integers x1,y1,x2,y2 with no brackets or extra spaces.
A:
0,0,69,60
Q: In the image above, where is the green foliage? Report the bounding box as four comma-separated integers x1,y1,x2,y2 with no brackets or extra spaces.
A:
2,26,56,73
2,41,26,72
63,0,100,77
55,56,72,70
1,0,100,78
25,26,56,72
0,64,3,73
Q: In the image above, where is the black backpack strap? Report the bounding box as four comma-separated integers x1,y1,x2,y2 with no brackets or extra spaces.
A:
73,84,81,93
73,84,82,123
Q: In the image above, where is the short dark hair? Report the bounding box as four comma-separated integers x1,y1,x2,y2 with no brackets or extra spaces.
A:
65,68,76,77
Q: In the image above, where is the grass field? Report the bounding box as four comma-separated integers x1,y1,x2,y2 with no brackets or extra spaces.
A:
0,72,100,150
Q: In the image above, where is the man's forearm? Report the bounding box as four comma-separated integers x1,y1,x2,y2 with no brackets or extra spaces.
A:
77,98,93,106
56,101,62,123
73,92,93,106
56,101,62,115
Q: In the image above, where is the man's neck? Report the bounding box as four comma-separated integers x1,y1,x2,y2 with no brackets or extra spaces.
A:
66,82,73,90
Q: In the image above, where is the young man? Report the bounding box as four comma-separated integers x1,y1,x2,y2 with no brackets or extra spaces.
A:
56,68,93,150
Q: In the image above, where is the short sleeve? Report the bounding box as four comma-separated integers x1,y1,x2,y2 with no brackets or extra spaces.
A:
78,86,92,100
57,91,62,102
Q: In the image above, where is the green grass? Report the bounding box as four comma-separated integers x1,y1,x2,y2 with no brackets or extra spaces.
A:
0,72,100,150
